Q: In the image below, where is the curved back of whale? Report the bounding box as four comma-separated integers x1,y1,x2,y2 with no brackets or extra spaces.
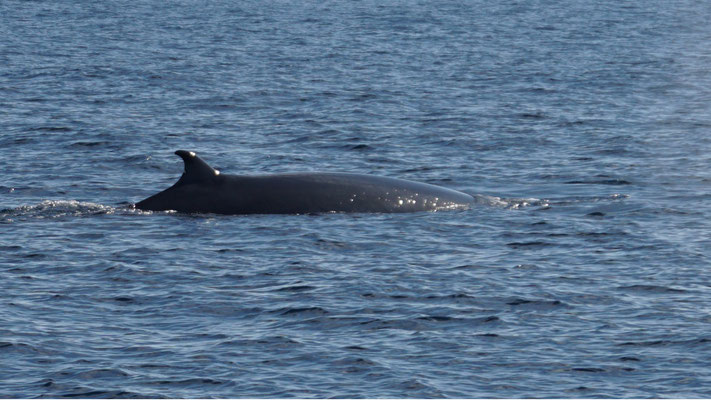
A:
135,150,474,214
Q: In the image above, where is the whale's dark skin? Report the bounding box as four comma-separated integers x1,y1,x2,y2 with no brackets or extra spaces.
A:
134,150,474,215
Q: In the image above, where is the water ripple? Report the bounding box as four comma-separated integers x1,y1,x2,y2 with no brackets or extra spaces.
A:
2,0,711,398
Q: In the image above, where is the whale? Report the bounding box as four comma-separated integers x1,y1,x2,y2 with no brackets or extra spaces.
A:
134,150,474,215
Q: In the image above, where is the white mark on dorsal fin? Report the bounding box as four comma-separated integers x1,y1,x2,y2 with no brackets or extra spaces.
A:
174,150,219,185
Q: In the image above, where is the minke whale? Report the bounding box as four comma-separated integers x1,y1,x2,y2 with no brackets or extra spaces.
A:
134,150,474,215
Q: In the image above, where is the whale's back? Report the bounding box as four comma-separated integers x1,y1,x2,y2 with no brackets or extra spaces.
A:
135,151,473,215
217,172,473,214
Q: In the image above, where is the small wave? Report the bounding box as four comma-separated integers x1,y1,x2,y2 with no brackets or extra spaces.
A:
148,378,225,387
216,335,302,348
0,341,39,354
506,241,552,249
473,193,629,209
35,126,73,132
0,200,116,221
506,297,569,310
57,387,151,399
538,193,631,209
565,179,632,185
616,338,711,347
74,368,130,379
617,284,687,294
472,194,549,209
345,143,373,151
275,306,329,316
69,141,112,148
274,284,317,292
416,315,459,322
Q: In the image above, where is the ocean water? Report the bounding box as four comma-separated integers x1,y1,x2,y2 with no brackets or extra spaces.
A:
2,0,711,397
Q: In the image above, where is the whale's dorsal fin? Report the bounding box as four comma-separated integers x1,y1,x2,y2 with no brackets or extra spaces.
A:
174,150,220,185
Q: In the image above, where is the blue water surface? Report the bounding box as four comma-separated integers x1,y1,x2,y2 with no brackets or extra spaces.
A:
2,0,711,398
